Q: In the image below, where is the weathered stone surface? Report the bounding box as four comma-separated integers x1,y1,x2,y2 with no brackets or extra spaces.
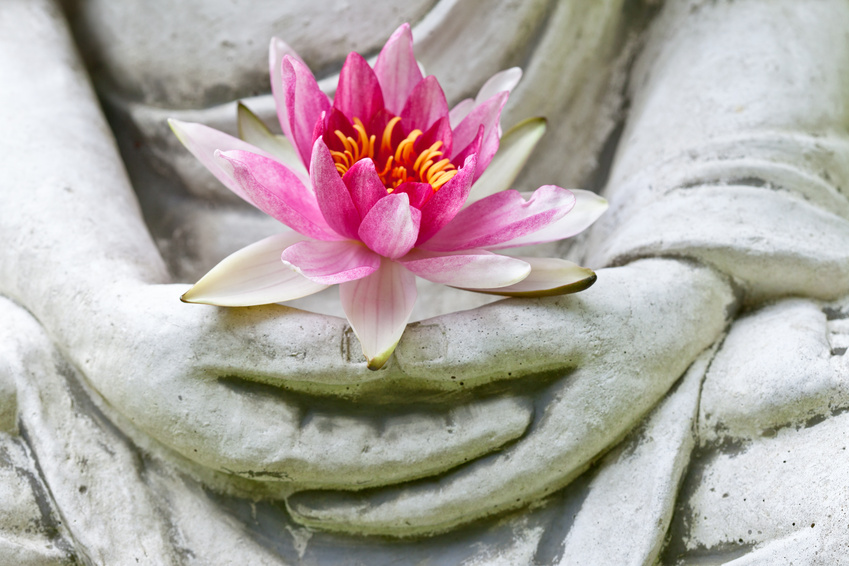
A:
65,0,437,108
556,346,712,566
0,360,17,436
666,408,849,564
700,299,849,442
585,0,849,304
0,436,74,566
2,0,849,563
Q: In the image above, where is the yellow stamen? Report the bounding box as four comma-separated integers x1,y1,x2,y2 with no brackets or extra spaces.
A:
381,116,402,154
334,130,352,153
328,116,458,192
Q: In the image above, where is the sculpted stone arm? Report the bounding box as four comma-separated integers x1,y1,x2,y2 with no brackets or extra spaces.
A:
0,6,168,307
598,4,849,561
586,0,849,302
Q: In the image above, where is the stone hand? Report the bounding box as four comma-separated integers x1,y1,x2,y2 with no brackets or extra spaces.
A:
284,258,737,536
64,280,534,490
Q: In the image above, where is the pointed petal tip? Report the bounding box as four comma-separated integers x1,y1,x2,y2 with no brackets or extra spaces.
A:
212,148,227,164
463,267,598,298
236,101,262,125
213,148,243,163
516,115,547,129
364,331,403,370
179,286,221,306
179,293,260,307
167,118,187,143
278,54,298,80
491,68,523,94
474,69,522,107
180,293,215,306
366,346,396,370
235,104,251,138
532,270,598,297
236,101,270,137
382,22,414,49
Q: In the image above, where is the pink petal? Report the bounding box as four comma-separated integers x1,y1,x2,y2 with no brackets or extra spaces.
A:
400,75,449,133
310,138,362,239
181,232,328,306
342,158,387,218
416,155,477,245
394,181,434,209
323,107,356,142
420,186,576,252
450,124,483,172
457,257,597,297
168,119,277,203
374,23,423,116
416,116,453,159
451,91,508,181
487,189,609,250
334,52,384,124
269,37,307,145
215,150,341,241
340,259,417,370
398,249,531,288
281,240,379,284
358,193,421,259
280,56,332,167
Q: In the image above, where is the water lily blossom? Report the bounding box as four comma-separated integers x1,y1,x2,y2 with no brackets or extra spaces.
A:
170,23,608,369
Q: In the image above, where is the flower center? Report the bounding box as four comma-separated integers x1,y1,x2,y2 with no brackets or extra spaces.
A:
330,117,457,192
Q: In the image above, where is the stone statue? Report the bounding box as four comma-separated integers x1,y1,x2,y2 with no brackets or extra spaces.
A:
1,0,848,564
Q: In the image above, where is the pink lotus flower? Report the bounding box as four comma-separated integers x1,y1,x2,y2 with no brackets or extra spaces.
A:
170,24,607,369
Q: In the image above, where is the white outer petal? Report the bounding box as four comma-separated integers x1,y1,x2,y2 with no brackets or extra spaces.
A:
181,232,328,306
447,68,523,129
459,257,597,297
448,98,475,129
475,67,522,105
340,260,417,370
